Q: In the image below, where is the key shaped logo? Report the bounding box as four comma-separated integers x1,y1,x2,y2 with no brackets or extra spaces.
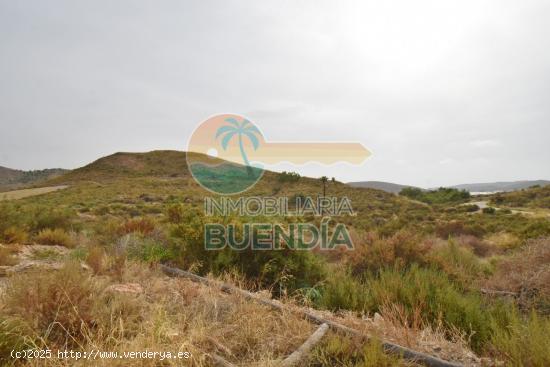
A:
187,114,371,194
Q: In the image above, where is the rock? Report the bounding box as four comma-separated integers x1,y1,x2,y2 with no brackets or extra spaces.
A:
105,283,144,295
373,312,384,324
10,261,63,274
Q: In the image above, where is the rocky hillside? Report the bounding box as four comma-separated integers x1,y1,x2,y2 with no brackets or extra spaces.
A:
0,166,67,191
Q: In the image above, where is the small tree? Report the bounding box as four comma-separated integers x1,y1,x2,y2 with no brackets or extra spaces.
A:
320,176,328,198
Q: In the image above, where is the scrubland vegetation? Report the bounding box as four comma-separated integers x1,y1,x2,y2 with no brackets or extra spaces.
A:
399,187,470,205
1,151,549,366
490,185,550,209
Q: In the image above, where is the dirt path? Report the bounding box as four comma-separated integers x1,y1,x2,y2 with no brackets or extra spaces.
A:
468,200,541,216
0,185,68,201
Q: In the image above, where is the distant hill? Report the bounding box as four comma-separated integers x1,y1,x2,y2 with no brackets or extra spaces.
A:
450,180,550,193
0,166,67,191
489,184,550,209
347,180,422,194
48,150,191,183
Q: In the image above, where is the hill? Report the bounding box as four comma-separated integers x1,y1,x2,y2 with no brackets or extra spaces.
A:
489,184,550,209
0,165,67,191
48,150,190,183
347,180,421,194
450,180,550,193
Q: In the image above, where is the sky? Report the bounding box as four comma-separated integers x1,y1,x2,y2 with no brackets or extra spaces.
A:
1,0,549,188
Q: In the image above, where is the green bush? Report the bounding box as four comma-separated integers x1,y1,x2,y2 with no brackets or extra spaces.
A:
356,265,492,351
400,187,470,204
278,171,301,183
311,335,406,366
317,269,369,311
482,207,496,214
168,210,325,295
490,310,550,366
520,218,550,239
461,204,480,213
427,240,490,288
30,206,74,232
317,263,498,352
0,203,24,237
127,236,173,264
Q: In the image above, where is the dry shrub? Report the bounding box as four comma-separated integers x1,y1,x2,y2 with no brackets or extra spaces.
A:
118,217,156,236
2,226,29,244
73,262,316,366
110,254,127,281
86,246,105,275
370,304,476,366
1,258,479,366
435,221,483,239
3,261,98,346
0,245,20,266
167,278,314,364
346,230,432,274
166,204,185,223
453,235,494,257
484,232,521,251
34,228,74,248
92,290,148,341
485,237,550,312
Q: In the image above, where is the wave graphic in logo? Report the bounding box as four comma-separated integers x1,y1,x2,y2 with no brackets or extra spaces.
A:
187,114,371,195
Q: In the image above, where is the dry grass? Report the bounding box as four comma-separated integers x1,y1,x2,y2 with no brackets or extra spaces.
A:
484,232,522,251
1,226,29,244
0,254,486,366
485,237,550,312
297,300,480,366
85,246,105,275
343,230,433,274
0,261,317,366
0,245,20,266
451,235,495,257
34,228,74,248
118,218,156,236
2,262,99,346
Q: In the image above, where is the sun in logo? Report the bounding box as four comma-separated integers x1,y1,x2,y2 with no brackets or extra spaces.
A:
187,114,265,195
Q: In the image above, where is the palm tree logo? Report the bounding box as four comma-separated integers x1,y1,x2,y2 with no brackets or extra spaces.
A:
215,117,261,170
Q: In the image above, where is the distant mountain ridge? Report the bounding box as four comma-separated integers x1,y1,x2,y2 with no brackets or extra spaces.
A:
4,153,549,196
0,166,67,191
449,180,550,193
348,180,550,194
347,181,421,194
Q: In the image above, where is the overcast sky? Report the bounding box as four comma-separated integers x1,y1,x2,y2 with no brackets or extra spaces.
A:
1,1,549,187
